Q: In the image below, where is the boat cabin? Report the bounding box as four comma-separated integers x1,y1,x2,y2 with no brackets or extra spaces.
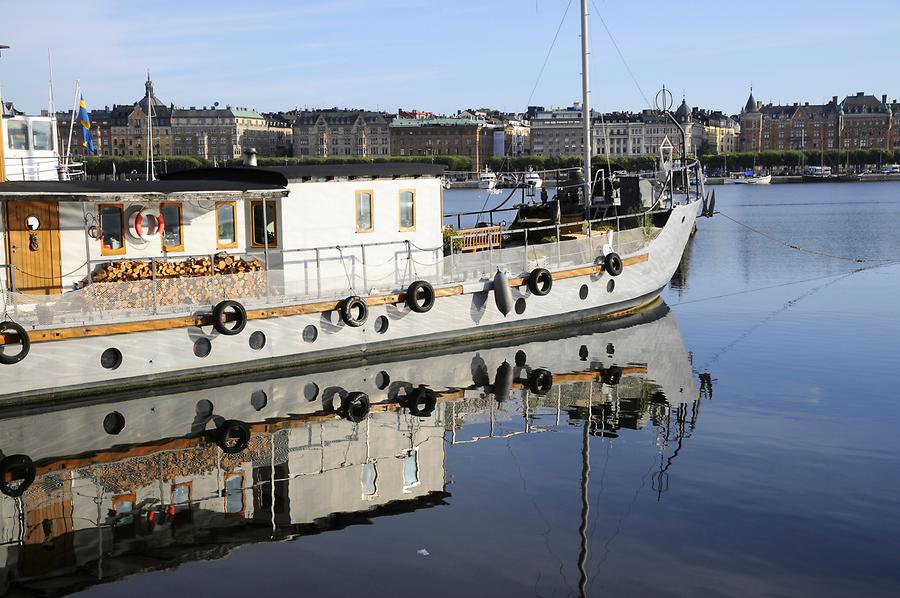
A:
0,164,445,324
1,112,61,181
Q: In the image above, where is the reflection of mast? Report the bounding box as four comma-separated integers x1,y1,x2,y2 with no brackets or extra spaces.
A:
577,416,591,597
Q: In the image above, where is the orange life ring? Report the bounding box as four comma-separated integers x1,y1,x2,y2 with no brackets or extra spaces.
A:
128,209,165,241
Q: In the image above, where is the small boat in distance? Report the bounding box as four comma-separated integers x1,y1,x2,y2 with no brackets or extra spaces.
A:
478,166,497,189
727,171,772,185
523,167,542,189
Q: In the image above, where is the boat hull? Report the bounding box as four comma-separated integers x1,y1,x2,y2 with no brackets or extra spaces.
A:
0,201,699,406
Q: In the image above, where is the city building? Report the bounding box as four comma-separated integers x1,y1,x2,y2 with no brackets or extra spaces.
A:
171,106,285,160
492,117,530,157
108,77,174,158
838,92,892,150
292,110,390,158
529,105,588,157
389,115,495,166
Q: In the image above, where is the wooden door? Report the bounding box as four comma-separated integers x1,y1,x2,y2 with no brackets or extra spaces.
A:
4,200,62,295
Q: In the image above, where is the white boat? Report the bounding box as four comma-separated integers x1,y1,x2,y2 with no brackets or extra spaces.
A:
0,6,701,405
523,167,542,189
0,305,699,592
730,172,771,185
1,109,67,181
478,166,497,189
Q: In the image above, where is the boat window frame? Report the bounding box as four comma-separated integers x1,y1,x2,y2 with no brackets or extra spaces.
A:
215,201,238,249
6,119,28,151
99,203,127,256
31,121,54,151
160,202,185,252
398,188,416,231
355,189,374,233
249,199,278,248
223,472,246,515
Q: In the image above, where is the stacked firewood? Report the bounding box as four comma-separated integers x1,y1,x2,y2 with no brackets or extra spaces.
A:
85,255,267,309
91,255,263,283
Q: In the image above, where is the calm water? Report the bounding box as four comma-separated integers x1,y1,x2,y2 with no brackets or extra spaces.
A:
2,182,900,597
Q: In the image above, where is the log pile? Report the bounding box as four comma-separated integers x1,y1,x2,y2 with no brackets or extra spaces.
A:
85,255,267,309
91,255,263,283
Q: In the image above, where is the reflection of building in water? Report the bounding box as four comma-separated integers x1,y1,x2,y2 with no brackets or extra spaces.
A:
0,304,704,594
0,409,447,594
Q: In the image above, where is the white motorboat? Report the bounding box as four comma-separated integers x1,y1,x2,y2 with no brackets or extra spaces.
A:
478,166,497,189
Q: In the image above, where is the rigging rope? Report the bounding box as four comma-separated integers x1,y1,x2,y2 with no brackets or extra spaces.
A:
526,0,575,107
716,210,899,263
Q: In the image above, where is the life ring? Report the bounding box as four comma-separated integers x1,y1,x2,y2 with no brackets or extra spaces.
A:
128,209,164,241
340,296,368,327
0,321,30,365
604,252,623,277
527,268,553,296
601,366,622,385
0,454,36,497
216,419,250,454
528,368,554,395
212,300,247,335
341,392,370,422
407,387,437,417
406,280,435,313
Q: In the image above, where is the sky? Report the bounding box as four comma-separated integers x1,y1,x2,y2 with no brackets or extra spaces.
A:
2,0,899,116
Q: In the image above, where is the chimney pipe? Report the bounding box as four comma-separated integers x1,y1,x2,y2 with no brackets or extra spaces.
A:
882,94,888,105
243,147,258,167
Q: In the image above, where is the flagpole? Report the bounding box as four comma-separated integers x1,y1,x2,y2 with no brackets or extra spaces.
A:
65,81,80,168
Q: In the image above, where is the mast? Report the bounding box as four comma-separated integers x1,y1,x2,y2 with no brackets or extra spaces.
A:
580,0,591,217
0,44,7,182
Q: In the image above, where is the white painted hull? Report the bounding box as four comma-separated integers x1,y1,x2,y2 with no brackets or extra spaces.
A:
731,174,771,184
0,201,699,404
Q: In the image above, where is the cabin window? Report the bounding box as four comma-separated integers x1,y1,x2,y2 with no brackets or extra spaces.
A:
171,482,192,522
31,121,53,151
250,200,278,247
355,190,373,232
99,204,126,255
399,190,415,230
215,202,238,249
160,203,184,252
224,474,245,514
7,120,28,150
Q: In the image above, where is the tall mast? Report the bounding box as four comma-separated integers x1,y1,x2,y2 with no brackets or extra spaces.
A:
580,0,592,216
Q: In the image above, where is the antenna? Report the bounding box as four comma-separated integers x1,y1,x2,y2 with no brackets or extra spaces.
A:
48,49,55,116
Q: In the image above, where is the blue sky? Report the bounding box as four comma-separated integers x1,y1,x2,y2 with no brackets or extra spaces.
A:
2,0,899,116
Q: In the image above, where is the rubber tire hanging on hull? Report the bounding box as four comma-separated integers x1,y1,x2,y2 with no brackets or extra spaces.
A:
604,252,623,277
528,368,554,395
407,387,437,417
527,268,553,296
340,296,368,327
406,280,436,313
0,321,30,365
212,301,247,336
602,366,622,386
0,454,36,497
342,392,371,422
216,420,251,454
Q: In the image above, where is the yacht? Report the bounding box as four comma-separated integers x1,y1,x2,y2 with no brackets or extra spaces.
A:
478,166,497,189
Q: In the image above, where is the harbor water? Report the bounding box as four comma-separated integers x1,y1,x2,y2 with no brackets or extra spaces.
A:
2,182,900,597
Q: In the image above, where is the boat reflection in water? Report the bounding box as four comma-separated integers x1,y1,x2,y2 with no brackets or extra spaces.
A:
0,300,703,595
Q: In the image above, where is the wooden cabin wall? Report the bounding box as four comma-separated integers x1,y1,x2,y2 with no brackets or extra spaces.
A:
60,200,251,290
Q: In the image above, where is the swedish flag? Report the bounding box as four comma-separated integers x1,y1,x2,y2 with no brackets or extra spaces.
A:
78,94,95,154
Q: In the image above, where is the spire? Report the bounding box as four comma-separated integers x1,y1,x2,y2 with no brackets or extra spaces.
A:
744,86,758,114
675,95,691,121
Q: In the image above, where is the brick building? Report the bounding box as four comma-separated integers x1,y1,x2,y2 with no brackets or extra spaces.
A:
389,116,495,166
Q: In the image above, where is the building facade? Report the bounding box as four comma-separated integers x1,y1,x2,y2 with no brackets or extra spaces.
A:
389,116,495,166
529,105,587,157
292,110,390,158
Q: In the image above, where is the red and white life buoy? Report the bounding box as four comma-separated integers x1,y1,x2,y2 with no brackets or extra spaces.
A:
128,209,165,241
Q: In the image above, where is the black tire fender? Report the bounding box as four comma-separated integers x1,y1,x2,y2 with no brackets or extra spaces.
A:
0,454,36,497
604,252,623,277
340,296,368,327
601,366,622,386
527,268,553,296
216,419,251,454
342,392,370,422
406,280,436,313
407,387,437,417
0,321,30,365
528,368,554,395
212,301,247,336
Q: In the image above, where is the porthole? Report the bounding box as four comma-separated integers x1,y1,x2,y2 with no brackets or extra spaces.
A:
579,345,589,361
196,399,214,417
194,338,212,358
579,284,589,300
250,390,268,411
374,315,389,334
606,279,615,293
515,350,527,367
302,324,318,343
100,347,122,370
606,343,615,355
103,411,125,435
249,331,266,350
514,298,526,315
303,382,320,401
375,370,390,390
25,216,40,231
